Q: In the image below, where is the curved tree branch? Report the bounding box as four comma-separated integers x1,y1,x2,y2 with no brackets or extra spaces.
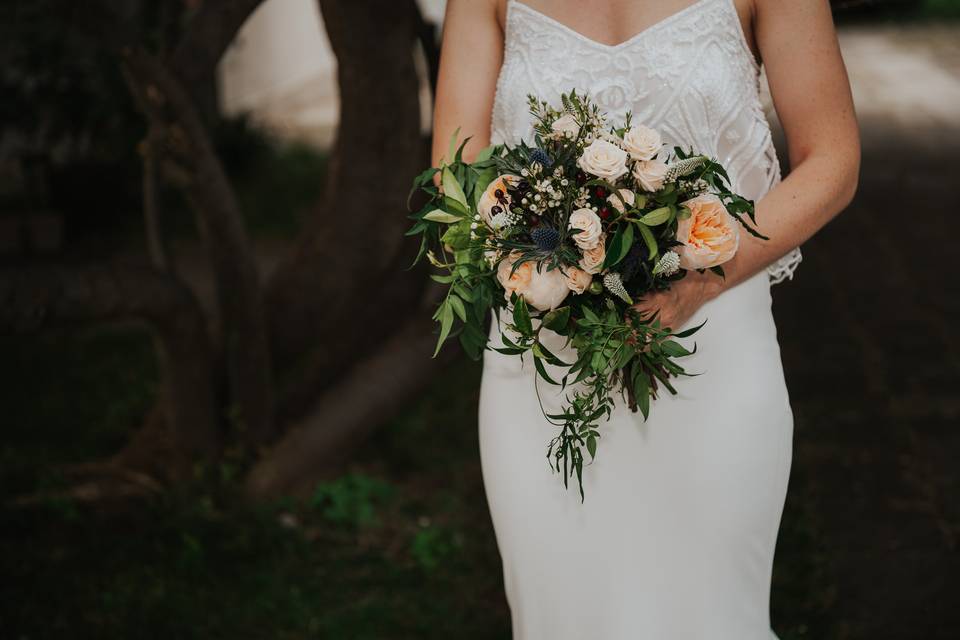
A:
0,264,219,457
122,49,275,446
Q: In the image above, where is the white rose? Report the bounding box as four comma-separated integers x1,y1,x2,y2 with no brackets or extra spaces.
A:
633,159,668,192
551,113,580,139
607,188,636,214
622,125,662,161
568,207,604,250
577,139,628,181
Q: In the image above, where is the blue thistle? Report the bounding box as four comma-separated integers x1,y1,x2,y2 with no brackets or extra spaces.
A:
531,226,560,251
529,148,553,169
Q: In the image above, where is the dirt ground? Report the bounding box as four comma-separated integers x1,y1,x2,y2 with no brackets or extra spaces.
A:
767,22,960,639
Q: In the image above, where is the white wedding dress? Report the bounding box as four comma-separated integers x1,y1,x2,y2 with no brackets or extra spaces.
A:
478,0,801,638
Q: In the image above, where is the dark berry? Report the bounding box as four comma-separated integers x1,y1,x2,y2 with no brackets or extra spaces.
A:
599,206,611,219
491,205,502,215
595,187,607,198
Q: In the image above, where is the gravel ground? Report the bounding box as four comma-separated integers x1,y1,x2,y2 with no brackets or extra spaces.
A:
768,22,960,639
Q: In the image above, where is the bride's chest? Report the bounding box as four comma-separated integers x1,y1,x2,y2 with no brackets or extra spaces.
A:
493,0,761,139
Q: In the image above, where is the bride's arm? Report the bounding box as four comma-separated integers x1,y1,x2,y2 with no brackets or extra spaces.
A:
634,0,860,325
431,0,504,167
721,0,860,290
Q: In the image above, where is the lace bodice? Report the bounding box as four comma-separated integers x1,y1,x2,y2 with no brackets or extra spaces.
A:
490,0,801,284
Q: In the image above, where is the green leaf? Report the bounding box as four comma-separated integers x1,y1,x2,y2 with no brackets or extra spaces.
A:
443,195,469,216
580,306,600,324
673,319,707,339
636,222,659,260
639,206,671,226
423,209,463,224
433,303,455,357
493,346,527,355
445,126,461,164
441,220,471,250
473,167,498,207
533,355,559,385
512,296,534,336
586,434,597,459
475,145,496,162
632,367,651,419
533,341,568,367
448,294,468,322
661,340,691,357
441,167,469,211
542,306,571,332
601,223,634,269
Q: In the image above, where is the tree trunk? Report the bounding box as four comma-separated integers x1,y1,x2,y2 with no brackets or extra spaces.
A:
265,0,428,373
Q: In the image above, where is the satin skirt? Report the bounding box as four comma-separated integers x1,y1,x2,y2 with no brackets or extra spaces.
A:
478,271,793,639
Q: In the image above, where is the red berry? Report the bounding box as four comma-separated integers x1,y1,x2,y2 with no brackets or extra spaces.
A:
529,214,540,225
595,187,607,198
599,207,611,219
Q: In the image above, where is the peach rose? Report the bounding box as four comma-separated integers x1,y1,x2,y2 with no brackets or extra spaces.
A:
578,236,607,274
622,125,662,161
564,266,593,294
478,174,518,228
606,188,636,214
497,252,570,311
577,139,629,181
675,194,740,270
568,207,604,250
632,159,668,192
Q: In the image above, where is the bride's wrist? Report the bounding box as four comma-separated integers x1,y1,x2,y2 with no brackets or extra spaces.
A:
688,269,725,303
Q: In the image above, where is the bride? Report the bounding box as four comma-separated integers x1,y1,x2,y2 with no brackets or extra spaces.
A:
431,0,859,637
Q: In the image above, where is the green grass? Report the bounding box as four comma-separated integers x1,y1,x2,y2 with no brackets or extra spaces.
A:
0,327,835,638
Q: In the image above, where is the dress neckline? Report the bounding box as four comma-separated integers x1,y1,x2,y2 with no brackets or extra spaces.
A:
507,0,718,51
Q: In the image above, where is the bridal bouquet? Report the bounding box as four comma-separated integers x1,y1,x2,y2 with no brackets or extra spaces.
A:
408,91,766,498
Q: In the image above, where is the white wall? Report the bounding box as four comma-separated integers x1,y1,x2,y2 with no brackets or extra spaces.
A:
218,0,447,148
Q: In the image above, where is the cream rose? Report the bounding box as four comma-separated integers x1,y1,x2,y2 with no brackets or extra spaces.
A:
675,194,740,270
564,266,593,294
578,236,607,274
551,113,580,138
567,207,604,250
577,139,629,181
477,174,517,228
606,188,636,214
633,159,668,192
497,252,570,311
622,125,662,161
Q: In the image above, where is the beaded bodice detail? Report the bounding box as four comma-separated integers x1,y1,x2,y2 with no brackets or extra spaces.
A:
491,0,801,283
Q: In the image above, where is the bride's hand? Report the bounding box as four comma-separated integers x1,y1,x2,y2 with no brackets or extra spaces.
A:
629,271,722,331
